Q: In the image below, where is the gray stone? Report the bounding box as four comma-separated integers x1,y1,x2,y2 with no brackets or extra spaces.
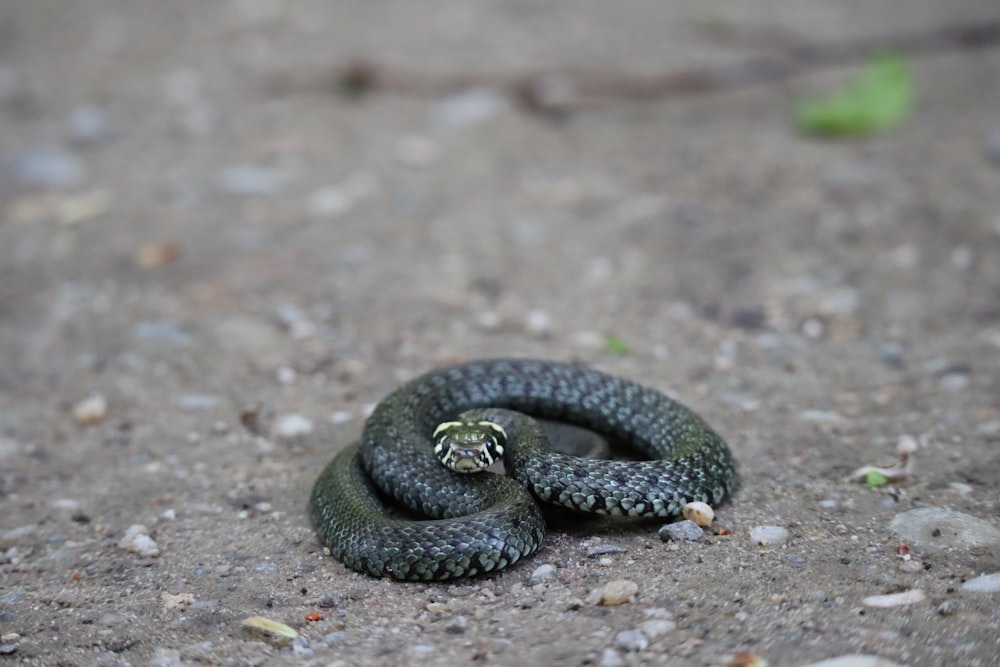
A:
529,563,558,585
961,572,1000,593
658,520,703,542
889,507,1000,552
15,148,85,188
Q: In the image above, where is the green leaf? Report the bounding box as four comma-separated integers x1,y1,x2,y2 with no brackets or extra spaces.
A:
796,53,912,137
604,335,631,356
865,470,889,488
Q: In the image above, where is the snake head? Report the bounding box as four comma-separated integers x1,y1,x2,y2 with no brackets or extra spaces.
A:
432,419,507,473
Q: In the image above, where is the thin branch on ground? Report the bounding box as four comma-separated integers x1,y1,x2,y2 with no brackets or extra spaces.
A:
304,17,1000,116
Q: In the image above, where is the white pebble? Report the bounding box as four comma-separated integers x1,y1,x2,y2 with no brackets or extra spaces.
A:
639,619,676,637
276,366,297,385
217,165,286,196
475,310,502,330
118,524,160,557
571,330,605,348
51,498,82,512
681,502,714,527
528,563,557,585
72,394,108,425
599,579,638,606
524,309,553,336
889,507,1000,552
799,656,905,667
749,525,789,547
395,135,438,167
329,411,352,425
274,414,314,438
615,629,648,651
895,434,918,455
862,589,926,607
960,572,1000,593
434,87,508,129
170,393,220,410
598,648,626,667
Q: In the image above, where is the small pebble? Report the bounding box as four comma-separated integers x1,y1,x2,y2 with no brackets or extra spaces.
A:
599,579,638,606
275,303,317,339
51,498,82,512
598,648,626,667
524,310,554,336
170,393,220,410
16,148,85,188
434,87,508,129
160,592,194,610
291,636,313,656
395,135,438,167
132,321,192,346
329,411,352,425
639,619,676,637
960,572,1000,593
681,502,714,527
274,414,314,439
936,600,958,616
876,342,905,369
615,629,648,652
749,525,789,547
587,544,626,557
445,616,468,634
799,656,904,667
529,563,558,585
658,520,704,542
862,589,926,607
72,394,108,425
307,186,351,216
217,165,287,196
118,524,160,557
68,106,113,145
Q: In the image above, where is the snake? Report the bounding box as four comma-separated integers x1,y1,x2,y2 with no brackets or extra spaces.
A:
310,358,736,581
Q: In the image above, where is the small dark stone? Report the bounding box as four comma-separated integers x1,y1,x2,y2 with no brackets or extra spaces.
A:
658,520,703,542
730,307,766,330
445,615,468,634
586,544,627,558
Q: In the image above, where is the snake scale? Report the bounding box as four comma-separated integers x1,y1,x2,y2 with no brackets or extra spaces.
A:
310,358,736,581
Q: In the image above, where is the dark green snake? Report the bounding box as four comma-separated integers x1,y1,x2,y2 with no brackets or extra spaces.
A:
310,359,736,581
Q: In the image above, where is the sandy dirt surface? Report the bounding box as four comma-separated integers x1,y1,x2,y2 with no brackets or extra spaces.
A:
2,2,1000,666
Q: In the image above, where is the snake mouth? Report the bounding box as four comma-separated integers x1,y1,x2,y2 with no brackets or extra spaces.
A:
449,453,482,473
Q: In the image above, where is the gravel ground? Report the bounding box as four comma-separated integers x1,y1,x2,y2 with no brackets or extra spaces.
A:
2,2,1000,666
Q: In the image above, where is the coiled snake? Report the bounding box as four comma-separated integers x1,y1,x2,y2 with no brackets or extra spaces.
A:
310,359,736,581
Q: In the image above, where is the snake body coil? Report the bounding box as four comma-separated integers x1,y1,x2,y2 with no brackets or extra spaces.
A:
310,359,736,581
